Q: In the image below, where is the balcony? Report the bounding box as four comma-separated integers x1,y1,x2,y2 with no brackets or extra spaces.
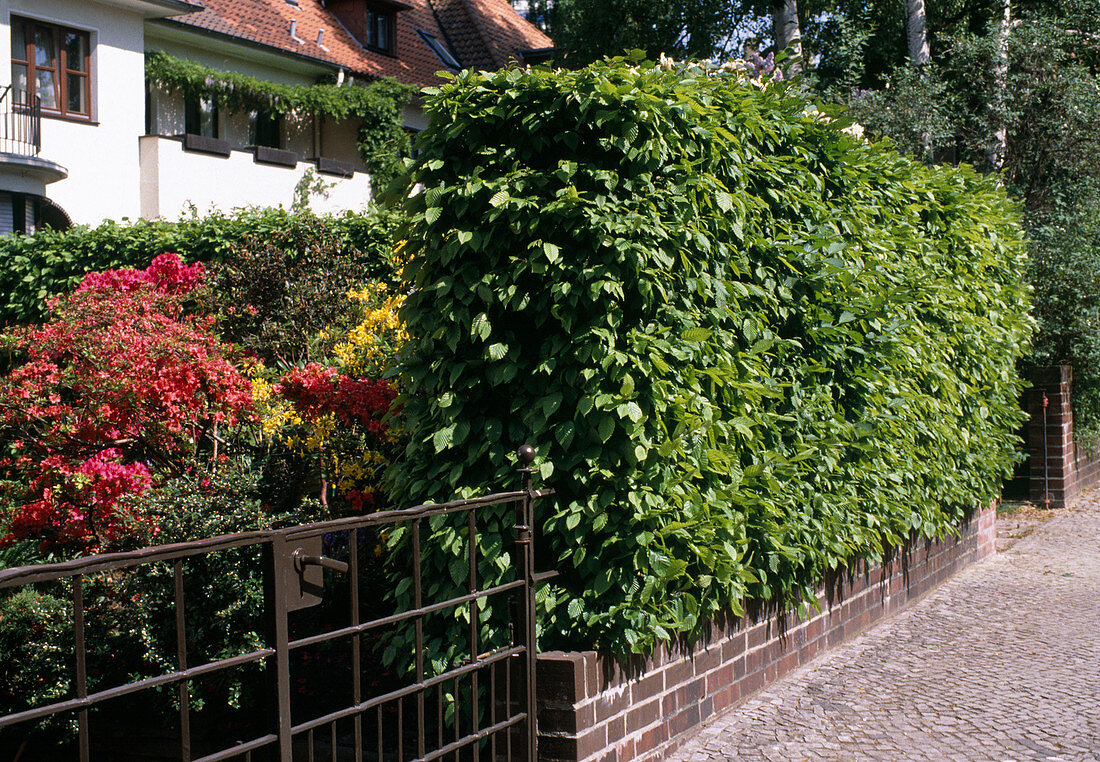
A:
0,86,68,195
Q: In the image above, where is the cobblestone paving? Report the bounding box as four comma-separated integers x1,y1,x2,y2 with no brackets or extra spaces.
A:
669,495,1100,761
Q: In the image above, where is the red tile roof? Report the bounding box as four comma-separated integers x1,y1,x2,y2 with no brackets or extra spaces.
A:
163,0,552,86
432,0,551,70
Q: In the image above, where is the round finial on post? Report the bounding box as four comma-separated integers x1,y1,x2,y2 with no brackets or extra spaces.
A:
517,444,536,465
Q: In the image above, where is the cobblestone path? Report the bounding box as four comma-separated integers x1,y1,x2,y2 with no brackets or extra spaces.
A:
669,495,1100,761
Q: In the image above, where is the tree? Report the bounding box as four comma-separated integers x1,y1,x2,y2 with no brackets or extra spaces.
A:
544,0,747,64
815,0,1100,441
773,0,804,72
905,0,931,65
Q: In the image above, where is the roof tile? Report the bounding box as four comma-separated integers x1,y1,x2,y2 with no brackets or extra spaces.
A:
167,0,551,85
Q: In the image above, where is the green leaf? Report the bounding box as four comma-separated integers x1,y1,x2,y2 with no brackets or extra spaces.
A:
432,426,454,452
681,327,712,342
597,416,615,443
470,313,491,341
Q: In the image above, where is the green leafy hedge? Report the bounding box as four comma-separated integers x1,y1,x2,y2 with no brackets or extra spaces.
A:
0,207,402,325
388,57,1032,659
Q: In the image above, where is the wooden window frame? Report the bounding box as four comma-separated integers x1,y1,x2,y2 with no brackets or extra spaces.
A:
11,16,92,121
365,6,396,54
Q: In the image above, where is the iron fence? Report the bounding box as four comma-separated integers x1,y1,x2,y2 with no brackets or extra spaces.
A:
0,450,552,762
0,86,40,156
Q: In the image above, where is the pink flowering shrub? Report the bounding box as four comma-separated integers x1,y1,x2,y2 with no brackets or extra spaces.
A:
8,453,153,550
0,254,253,552
75,252,206,294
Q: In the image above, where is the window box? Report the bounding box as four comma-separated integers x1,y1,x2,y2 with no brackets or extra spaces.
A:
254,146,298,168
317,157,355,178
183,134,231,157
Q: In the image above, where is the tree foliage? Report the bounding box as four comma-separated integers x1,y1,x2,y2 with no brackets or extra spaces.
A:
815,0,1100,441
533,0,754,64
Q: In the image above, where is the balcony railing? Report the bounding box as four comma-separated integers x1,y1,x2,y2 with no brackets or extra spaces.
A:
0,86,40,156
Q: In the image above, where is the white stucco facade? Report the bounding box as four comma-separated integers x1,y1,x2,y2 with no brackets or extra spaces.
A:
139,135,372,218
0,0,149,225
0,1,382,229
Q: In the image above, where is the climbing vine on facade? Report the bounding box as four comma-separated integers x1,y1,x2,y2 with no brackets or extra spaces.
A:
145,52,415,191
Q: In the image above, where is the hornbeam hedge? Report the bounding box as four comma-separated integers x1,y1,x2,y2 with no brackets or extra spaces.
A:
388,57,1032,660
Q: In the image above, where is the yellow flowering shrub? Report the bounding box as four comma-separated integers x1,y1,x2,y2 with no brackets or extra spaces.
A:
249,273,408,513
332,283,408,377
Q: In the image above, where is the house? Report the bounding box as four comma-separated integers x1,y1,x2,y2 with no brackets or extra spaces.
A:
0,0,552,233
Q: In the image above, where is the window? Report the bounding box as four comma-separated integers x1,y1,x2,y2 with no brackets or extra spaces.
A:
249,110,281,149
365,7,395,53
184,95,218,138
0,193,36,235
418,30,459,70
11,17,91,119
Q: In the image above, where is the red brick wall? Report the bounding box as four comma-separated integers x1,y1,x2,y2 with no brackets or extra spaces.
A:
1028,366,1100,507
536,504,996,762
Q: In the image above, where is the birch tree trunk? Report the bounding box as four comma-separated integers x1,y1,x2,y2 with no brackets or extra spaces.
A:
990,0,1011,170
773,0,803,74
905,0,931,65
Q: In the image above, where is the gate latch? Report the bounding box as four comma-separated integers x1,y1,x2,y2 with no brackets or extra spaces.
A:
276,535,348,612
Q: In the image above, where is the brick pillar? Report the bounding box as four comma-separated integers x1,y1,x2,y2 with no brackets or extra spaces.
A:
976,503,997,560
1028,366,1075,507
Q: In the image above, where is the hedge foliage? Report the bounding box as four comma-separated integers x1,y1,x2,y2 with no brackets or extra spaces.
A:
388,58,1032,659
0,207,402,325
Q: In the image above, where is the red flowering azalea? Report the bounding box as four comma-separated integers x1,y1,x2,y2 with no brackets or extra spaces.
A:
8,452,153,551
275,362,396,435
75,252,206,295
0,255,253,552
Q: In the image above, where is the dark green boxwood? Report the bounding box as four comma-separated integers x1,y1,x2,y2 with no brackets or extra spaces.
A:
387,57,1032,660
0,206,402,325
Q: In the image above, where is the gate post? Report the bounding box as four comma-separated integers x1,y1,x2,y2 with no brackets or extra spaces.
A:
515,445,540,761
264,537,294,761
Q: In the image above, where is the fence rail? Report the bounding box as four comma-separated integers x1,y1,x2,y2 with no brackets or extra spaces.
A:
0,86,40,156
0,450,552,762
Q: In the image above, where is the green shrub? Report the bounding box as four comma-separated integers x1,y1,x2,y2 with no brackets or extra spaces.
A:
0,207,403,325
210,212,400,368
387,57,1032,659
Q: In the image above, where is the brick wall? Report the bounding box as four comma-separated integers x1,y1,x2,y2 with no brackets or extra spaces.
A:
1028,366,1100,507
536,504,996,762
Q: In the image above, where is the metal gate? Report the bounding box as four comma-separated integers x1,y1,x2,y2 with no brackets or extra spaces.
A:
0,453,551,762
